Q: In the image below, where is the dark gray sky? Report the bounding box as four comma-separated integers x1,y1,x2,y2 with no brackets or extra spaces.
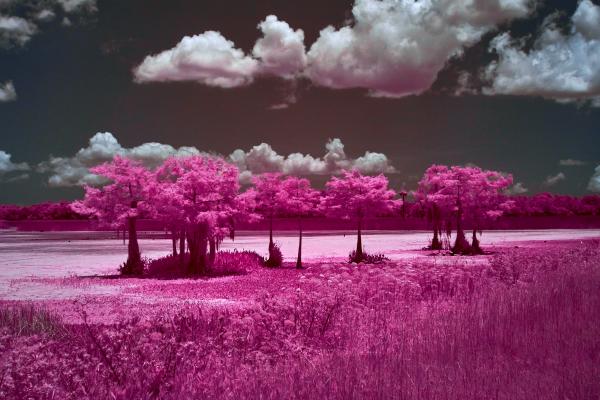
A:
0,0,599,204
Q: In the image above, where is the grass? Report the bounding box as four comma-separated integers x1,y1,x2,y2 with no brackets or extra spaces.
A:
0,303,66,337
0,243,599,399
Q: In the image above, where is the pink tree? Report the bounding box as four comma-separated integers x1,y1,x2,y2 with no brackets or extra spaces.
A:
276,176,320,268
416,165,455,251
154,155,242,275
417,165,513,255
321,170,397,262
72,156,153,275
250,173,285,266
150,171,187,264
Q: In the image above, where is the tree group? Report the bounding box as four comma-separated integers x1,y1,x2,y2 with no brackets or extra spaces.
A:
72,154,555,274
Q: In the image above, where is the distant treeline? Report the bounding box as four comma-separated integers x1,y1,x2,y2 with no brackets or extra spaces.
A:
2,193,600,222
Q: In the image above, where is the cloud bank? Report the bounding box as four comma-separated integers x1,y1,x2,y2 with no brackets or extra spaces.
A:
134,0,534,97
38,133,396,187
229,138,395,184
38,132,203,187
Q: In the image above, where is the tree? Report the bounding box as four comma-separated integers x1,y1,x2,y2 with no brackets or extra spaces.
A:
154,155,242,275
417,165,513,255
251,173,285,266
416,165,455,251
276,176,320,268
321,170,397,262
72,156,153,275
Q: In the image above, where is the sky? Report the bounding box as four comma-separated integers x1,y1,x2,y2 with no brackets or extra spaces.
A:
0,0,599,204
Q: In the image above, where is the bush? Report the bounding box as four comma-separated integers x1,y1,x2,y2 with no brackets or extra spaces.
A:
145,250,264,278
119,259,145,276
265,242,283,268
348,249,390,264
213,250,264,275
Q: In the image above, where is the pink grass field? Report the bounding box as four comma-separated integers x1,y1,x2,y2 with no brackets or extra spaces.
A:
1,230,600,399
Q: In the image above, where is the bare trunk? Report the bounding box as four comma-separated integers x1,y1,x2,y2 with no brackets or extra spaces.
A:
431,221,442,250
187,223,208,275
209,237,216,268
124,216,142,275
471,228,483,255
296,216,303,269
171,230,178,257
452,205,471,254
356,217,364,261
179,229,185,267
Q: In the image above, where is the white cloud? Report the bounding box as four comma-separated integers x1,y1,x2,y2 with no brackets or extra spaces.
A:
133,31,259,88
253,15,307,78
56,0,97,13
353,151,395,174
35,9,56,22
39,132,204,187
0,150,29,175
305,0,534,97
0,15,36,47
559,158,587,166
133,1,534,98
507,181,528,194
0,0,98,49
0,80,16,102
229,137,395,182
543,172,566,187
484,0,600,105
588,165,600,192
134,15,309,87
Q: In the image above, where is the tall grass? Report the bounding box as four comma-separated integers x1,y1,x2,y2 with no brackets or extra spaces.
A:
1,244,599,399
0,303,66,337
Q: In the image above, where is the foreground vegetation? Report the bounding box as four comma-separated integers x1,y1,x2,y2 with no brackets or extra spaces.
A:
1,242,599,399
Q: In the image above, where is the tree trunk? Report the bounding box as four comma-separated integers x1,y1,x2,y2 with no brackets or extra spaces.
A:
179,229,185,268
452,209,471,255
356,217,364,262
430,221,442,250
296,216,303,269
268,214,274,260
187,223,208,275
171,230,178,257
209,237,216,268
471,228,483,255
124,216,142,275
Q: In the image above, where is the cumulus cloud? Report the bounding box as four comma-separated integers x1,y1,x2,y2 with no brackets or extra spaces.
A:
0,80,16,102
0,150,29,175
0,150,30,182
38,132,203,187
0,15,36,47
134,14,307,87
133,31,259,88
253,15,307,78
56,0,97,13
229,138,395,183
305,0,534,97
588,166,600,192
543,172,566,187
507,181,528,194
0,0,97,49
559,159,587,166
484,0,600,106
133,1,534,98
